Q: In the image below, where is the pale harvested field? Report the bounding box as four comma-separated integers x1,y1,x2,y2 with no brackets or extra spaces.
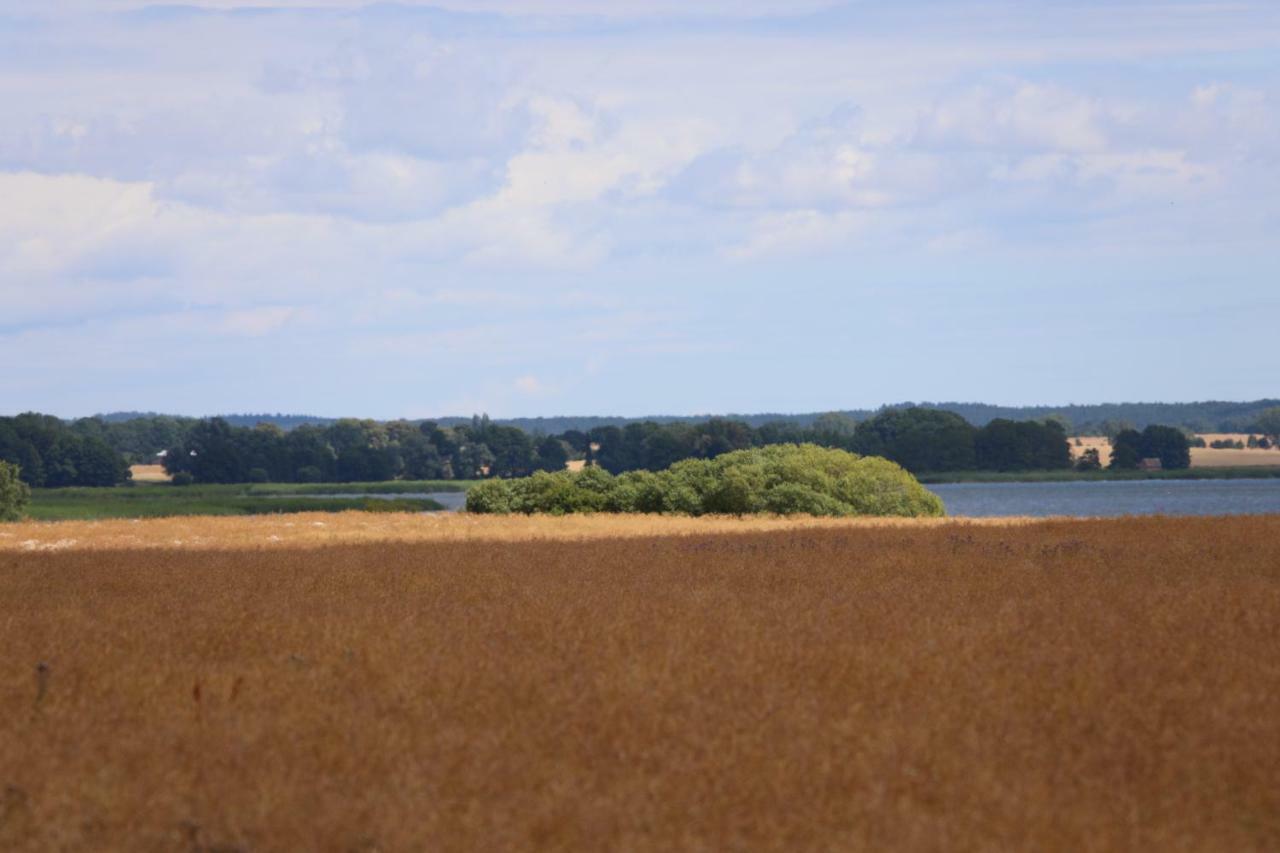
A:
2,513,1279,850
0,511,1037,553
1070,435,1113,463
1073,434,1280,468
128,464,172,482
1193,447,1280,467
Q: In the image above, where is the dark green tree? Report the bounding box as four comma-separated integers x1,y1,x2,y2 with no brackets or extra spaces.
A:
1140,425,1191,470
974,419,1071,471
534,436,570,473
0,461,31,521
1256,407,1280,447
1110,430,1143,469
1075,448,1102,471
856,408,977,472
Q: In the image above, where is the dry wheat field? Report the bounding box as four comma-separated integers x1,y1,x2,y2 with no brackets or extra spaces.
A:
2,513,1279,851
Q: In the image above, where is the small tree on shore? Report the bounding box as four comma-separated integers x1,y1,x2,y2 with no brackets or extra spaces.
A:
1109,430,1143,469
0,461,31,522
1075,448,1102,471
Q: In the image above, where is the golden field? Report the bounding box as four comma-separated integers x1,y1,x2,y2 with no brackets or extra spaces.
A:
127,464,172,482
2,513,1279,850
1072,434,1280,468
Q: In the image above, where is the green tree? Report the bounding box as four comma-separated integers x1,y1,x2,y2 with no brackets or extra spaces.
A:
1256,407,1280,447
1075,448,1102,471
1110,429,1143,469
0,461,30,522
853,408,977,472
810,412,859,437
182,418,246,484
1140,425,1191,470
534,436,570,472
1097,419,1135,441
974,419,1070,471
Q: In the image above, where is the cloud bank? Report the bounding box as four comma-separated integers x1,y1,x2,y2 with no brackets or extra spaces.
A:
2,1,1278,416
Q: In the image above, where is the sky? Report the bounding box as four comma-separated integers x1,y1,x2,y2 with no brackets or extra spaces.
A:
1,0,1277,419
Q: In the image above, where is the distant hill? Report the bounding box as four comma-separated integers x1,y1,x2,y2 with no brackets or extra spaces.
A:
97,412,338,430
875,400,1280,434
96,399,1280,435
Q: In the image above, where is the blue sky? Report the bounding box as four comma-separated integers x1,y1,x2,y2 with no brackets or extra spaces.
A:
1,1,1277,419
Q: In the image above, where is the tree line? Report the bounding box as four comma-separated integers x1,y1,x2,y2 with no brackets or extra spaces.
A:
588,409,1073,475
8,405,1277,489
0,414,131,487
155,408,1076,484
159,415,571,484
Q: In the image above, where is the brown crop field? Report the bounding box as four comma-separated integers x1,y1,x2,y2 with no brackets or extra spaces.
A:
2,513,1279,850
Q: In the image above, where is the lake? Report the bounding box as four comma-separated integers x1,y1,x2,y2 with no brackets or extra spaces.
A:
930,479,1280,517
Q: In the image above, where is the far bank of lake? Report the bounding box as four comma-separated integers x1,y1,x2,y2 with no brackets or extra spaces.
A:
918,466,1280,484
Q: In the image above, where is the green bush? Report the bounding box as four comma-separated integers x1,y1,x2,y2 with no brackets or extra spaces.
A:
1,461,31,522
248,467,270,483
465,479,516,514
170,471,195,487
466,444,943,518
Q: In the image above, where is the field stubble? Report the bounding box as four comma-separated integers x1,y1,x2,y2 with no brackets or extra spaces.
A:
1,514,1278,850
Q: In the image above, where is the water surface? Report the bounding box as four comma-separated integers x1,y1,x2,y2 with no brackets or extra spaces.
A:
930,479,1280,517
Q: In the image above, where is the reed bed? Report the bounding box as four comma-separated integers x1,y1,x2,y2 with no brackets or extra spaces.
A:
0,511,1038,552
1,514,1278,850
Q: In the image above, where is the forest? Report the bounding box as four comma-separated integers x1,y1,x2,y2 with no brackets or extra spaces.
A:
149,410,1076,484
5,403,1263,488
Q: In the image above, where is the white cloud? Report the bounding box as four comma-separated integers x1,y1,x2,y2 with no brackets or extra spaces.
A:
725,210,868,260
513,375,549,396
2,0,1279,415
0,172,157,276
220,306,307,337
10,1,840,17
923,83,1110,153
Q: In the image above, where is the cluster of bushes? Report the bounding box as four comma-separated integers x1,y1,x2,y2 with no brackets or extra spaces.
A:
0,414,131,487
1210,438,1245,449
466,444,944,518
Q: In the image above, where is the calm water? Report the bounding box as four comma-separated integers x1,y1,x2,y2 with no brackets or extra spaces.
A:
930,479,1280,517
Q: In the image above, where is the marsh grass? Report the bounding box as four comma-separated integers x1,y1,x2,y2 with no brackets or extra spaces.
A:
1,514,1278,849
24,481,465,520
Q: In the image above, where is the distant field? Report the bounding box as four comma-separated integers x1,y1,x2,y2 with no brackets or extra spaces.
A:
1072,433,1280,469
129,464,170,482
1,514,1277,849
